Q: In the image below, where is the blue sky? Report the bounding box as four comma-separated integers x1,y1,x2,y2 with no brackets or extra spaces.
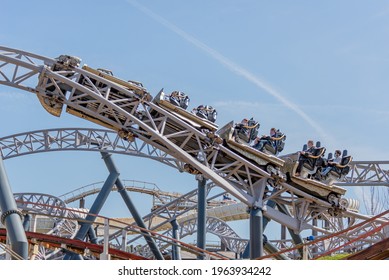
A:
1,0,389,241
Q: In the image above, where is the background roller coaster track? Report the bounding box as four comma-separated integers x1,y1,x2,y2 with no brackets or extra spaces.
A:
0,228,147,260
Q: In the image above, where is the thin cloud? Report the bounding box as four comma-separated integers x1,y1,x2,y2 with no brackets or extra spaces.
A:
127,0,333,144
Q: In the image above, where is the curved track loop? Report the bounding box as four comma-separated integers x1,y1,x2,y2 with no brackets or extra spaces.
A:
0,193,78,259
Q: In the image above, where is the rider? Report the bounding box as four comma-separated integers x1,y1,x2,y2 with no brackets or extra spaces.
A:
321,150,342,177
252,127,277,152
295,140,315,177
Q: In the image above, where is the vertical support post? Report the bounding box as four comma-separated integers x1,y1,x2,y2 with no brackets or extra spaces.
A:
0,157,28,260
100,218,110,260
311,218,318,255
248,177,268,260
196,175,207,260
171,219,181,260
281,225,286,248
79,197,85,209
249,206,263,259
121,229,127,251
100,152,164,260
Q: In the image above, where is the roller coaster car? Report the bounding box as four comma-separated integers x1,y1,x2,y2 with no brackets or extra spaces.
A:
319,155,353,185
63,65,152,130
217,120,285,170
152,89,218,132
168,91,190,110
79,65,151,101
260,130,286,156
192,105,217,123
279,150,347,203
36,55,83,117
53,55,81,70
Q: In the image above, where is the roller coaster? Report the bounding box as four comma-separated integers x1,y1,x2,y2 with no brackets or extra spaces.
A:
0,46,388,260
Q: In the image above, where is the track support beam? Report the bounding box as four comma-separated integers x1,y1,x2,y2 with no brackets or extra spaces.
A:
0,157,28,259
196,175,207,259
171,219,181,260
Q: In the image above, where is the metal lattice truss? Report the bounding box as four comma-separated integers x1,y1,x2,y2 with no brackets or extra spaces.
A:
0,128,182,170
2,128,388,190
339,161,389,187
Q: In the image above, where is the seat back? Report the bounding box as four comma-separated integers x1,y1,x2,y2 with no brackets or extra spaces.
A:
340,155,352,166
329,155,352,177
247,118,259,142
302,147,326,171
236,119,259,144
274,130,286,154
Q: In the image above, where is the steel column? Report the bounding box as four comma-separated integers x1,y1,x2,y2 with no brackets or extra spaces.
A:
171,219,181,260
0,157,28,259
196,175,207,260
248,178,269,259
249,206,263,259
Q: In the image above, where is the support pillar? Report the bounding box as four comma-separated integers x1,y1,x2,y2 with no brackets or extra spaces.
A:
248,178,268,259
0,157,28,259
311,218,318,255
196,175,207,260
170,219,181,260
100,152,164,260
249,206,263,259
100,218,110,260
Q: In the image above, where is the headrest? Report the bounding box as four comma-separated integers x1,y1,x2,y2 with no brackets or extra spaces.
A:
341,155,352,165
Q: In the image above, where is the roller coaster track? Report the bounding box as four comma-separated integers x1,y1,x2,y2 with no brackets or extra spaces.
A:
0,228,147,260
58,179,185,207
0,45,343,207
1,46,388,259
2,128,387,187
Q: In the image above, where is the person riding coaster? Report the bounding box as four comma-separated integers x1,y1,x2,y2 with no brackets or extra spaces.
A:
232,118,259,144
296,147,326,179
168,91,190,109
315,152,353,185
253,128,286,156
216,118,285,173
279,143,347,206
192,105,217,123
